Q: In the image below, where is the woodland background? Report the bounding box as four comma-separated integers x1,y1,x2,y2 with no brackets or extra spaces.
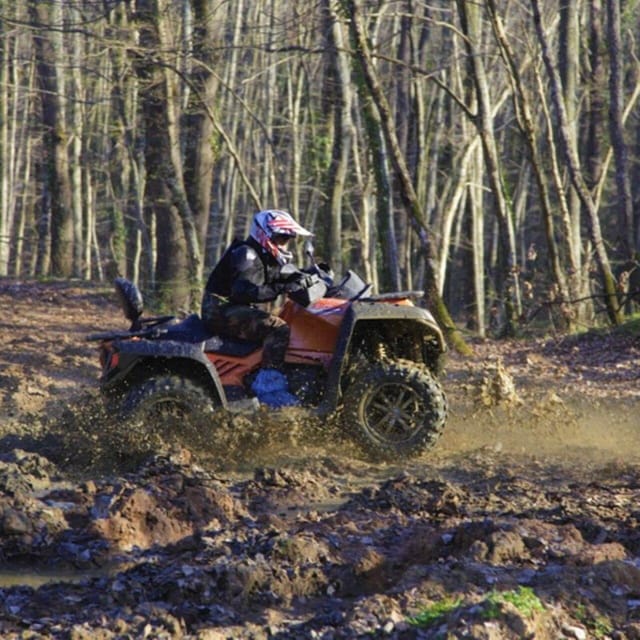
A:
0,0,639,340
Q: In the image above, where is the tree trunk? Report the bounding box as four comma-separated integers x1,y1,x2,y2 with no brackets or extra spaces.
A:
393,7,412,287
0,15,12,276
606,0,635,261
585,0,606,192
132,0,189,309
322,0,354,277
184,0,220,272
351,99,377,289
70,7,85,278
29,0,74,278
559,0,588,314
456,0,521,335
342,9,399,292
470,143,486,336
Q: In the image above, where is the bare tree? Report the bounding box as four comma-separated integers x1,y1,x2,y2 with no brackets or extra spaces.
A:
532,0,621,325
131,0,190,308
342,3,400,291
455,0,521,335
321,0,354,276
3,0,640,333
486,0,571,325
606,0,635,261
184,0,221,269
29,0,74,278
342,0,470,353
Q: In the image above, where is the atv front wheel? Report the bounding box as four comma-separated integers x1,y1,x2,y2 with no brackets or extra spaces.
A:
341,360,447,461
119,375,217,451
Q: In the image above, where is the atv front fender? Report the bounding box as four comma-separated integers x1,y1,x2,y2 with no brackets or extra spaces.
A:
351,301,445,348
101,339,228,407
316,301,446,417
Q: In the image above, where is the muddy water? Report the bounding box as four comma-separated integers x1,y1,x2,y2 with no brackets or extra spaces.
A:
0,567,108,588
437,395,640,462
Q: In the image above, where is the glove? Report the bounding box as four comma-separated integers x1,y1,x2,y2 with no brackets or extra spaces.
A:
285,274,316,292
277,264,302,283
302,263,334,282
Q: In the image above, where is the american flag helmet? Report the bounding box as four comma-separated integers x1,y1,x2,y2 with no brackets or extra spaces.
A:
250,209,313,265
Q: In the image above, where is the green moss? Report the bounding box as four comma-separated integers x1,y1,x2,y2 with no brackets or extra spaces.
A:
408,596,463,628
483,586,544,619
574,604,613,639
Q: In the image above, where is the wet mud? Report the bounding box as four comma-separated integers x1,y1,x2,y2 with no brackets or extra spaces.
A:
1,279,639,639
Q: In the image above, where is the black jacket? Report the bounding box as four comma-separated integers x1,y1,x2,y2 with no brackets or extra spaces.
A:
204,237,287,305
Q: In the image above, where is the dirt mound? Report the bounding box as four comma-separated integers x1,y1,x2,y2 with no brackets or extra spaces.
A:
0,278,639,638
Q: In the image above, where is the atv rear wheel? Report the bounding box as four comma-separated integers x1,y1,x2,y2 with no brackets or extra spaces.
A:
119,375,217,452
341,360,447,461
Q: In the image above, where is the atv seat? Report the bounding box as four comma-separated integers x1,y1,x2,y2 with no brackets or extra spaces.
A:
163,313,211,342
164,314,259,357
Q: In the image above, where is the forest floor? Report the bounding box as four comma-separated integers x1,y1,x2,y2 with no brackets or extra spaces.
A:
0,278,639,639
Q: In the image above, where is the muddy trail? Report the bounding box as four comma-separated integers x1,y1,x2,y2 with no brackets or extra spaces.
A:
0,279,639,639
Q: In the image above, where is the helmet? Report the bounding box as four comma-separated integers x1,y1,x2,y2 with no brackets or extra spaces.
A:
249,209,313,265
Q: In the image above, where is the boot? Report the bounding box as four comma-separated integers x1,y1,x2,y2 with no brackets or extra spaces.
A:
251,368,299,408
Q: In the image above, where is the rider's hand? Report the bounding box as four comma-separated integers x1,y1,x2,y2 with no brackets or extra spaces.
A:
277,263,302,283
285,274,316,292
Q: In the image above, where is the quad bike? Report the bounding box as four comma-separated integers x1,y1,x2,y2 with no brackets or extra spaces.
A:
88,254,448,461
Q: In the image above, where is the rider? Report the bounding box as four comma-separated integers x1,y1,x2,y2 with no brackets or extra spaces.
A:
201,209,314,406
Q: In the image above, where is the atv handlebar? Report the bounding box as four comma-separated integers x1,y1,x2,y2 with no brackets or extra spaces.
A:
281,263,377,307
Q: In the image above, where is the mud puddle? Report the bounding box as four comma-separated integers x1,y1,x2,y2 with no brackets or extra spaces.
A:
0,567,112,588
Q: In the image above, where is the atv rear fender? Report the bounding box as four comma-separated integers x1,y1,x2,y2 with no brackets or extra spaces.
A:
101,339,228,407
316,301,446,416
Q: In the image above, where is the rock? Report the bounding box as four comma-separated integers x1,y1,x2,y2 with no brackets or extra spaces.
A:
625,622,640,640
596,560,640,592
562,623,588,640
1,507,32,535
69,623,116,639
488,529,528,564
89,487,194,551
273,532,330,564
569,542,627,566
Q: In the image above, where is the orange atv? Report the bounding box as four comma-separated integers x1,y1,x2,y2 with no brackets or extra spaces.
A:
88,262,447,461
